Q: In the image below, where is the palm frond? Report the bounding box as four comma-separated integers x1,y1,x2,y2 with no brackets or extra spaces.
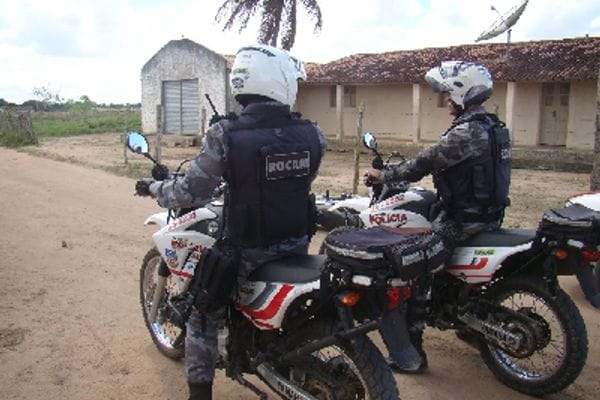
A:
300,0,323,32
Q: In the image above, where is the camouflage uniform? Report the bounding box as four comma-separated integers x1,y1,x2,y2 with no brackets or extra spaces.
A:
149,101,327,385
382,105,502,244
380,106,503,371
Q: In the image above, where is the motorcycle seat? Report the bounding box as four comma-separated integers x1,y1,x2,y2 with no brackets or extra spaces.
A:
248,255,327,283
459,228,537,247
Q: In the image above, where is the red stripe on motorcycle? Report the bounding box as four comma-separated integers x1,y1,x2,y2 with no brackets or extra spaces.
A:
251,319,275,329
168,268,193,279
447,257,488,270
238,284,294,321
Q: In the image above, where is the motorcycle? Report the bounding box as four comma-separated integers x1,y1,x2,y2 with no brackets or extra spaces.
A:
315,156,435,233
566,192,600,307
320,132,594,396
126,132,401,400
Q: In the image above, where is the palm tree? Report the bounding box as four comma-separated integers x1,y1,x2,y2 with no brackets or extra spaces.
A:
215,0,322,50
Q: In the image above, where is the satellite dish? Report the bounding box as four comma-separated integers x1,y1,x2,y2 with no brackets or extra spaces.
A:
476,0,529,43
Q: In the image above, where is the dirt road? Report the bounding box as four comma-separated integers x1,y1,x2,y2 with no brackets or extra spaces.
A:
1,146,599,400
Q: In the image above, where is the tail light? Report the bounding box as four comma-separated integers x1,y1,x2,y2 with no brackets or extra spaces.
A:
338,291,361,306
581,248,600,264
386,288,400,310
553,248,569,260
386,287,411,310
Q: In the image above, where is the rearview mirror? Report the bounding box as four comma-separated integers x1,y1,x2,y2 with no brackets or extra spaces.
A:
126,132,149,154
362,132,377,151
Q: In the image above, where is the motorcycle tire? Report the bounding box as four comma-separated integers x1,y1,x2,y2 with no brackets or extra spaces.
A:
278,317,399,400
139,247,185,360
479,275,588,396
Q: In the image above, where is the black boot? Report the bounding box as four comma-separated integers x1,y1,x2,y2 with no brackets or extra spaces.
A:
188,381,213,400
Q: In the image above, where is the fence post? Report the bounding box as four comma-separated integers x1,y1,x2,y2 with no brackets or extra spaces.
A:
352,102,365,194
122,131,128,165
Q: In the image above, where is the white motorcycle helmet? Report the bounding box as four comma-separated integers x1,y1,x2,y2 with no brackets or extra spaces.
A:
424,61,493,111
230,45,307,108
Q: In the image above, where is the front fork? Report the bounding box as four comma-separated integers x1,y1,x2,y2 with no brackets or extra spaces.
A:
149,260,170,322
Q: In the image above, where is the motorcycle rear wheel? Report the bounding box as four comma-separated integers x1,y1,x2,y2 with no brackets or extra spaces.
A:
480,275,587,396
278,318,399,400
139,247,185,360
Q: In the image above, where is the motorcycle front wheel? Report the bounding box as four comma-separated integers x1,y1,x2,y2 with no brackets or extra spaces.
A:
480,275,588,396
277,318,399,400
139,247,185,360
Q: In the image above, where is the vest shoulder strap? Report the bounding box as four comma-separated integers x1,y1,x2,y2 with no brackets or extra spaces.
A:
220,114,311,133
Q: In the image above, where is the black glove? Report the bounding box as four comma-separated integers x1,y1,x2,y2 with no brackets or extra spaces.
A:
152,163,169,180
135,179,153,196
363,172,375,187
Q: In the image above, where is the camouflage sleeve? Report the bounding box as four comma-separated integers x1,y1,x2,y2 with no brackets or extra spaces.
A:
382,121,489,183
149,124,227,209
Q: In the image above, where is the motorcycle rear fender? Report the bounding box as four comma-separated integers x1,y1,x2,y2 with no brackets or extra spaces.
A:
446,243,533,284
235,280,320,330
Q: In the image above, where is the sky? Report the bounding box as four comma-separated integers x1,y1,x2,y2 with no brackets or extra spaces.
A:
0,0,599,105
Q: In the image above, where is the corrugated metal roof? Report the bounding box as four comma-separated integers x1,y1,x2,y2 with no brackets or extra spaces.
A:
303,37,600,84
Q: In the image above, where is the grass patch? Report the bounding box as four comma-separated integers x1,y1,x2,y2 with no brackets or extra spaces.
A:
32,110,141,138
104,162,152,179
0,132,35,147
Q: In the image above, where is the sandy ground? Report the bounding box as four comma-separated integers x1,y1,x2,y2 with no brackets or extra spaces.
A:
1,136,600,400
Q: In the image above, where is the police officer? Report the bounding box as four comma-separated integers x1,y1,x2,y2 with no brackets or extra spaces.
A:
364,60,512,373
137,45,326,399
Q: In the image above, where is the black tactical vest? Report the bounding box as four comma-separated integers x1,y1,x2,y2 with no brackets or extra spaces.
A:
433,113,511,217
220,108,322,247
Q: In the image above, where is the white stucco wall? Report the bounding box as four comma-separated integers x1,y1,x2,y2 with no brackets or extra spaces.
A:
141,40,228,135
358,85,413,139
567,80,596,150
509,82,542,146
294,77,598,149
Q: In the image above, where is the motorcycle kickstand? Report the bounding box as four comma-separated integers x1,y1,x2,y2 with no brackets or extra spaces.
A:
234,373,268,400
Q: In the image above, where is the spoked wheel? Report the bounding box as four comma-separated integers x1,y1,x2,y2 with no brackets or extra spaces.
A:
480,276,587,396
277,318,398,400
139,248,185,360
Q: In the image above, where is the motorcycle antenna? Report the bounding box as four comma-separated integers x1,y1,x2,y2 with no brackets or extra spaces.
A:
205,93,219,115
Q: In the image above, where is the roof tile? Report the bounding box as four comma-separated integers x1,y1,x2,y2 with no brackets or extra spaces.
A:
304,37,600,84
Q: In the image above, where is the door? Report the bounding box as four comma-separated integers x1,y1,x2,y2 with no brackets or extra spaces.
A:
163,79,199,135
540,82,569,146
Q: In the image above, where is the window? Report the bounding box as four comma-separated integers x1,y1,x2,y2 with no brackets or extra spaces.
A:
329,85,357,108
542,83,554,107
329,86,336,107
559,83,570,106
344,86,356,108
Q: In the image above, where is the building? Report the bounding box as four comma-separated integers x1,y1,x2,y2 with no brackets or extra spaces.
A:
297,36,600,150
140,37,599,149
140,39,232,136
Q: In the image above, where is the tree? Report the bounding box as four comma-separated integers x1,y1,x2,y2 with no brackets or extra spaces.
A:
591,64,600,190
215,0,322,50
32,86,64,111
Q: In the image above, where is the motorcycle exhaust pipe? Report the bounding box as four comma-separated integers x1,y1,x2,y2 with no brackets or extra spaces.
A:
458,312,523,351
257,363,317,400
149,275,167,322
279,319,380,364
